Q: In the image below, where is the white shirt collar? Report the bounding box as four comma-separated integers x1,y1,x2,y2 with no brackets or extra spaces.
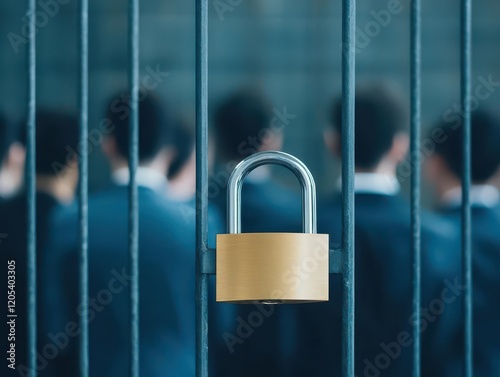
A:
112,167,168,192
441,184,500,208
338,173,400,195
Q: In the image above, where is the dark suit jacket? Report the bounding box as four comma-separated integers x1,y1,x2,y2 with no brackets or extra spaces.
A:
210,178,303,377
0,191,61,376
177,197,225,248
440,203,500,376
43,185,196,377
290,193,462,377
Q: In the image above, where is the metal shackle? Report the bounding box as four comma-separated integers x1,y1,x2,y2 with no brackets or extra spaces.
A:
227,151,317,234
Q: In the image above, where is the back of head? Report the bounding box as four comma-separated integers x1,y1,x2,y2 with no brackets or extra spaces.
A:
213,89,273,161
168,119,194,179
36,110,79,176
432,110,500,183
331,83,407,170
106,92,171,164
0,113,19,164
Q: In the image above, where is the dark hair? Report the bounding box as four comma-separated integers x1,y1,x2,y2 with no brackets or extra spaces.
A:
168,119,194,179
432,110,500,183
0,113,23,163
36,110,79,175
331,84,407,170
0,113,11,163
106,91,171,163
213,89,273,160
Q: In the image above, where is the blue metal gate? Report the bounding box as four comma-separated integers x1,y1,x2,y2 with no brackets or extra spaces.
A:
21,0,474,376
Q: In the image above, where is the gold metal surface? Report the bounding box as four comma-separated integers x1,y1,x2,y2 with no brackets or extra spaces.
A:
216,233,329,303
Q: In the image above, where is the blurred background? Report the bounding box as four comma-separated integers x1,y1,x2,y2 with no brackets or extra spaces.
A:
1,0,499,201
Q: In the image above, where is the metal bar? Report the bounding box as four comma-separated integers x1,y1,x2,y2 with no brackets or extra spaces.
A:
195,0,209,375
201,248,216,275
128,0,140,374
226,151,316,234
410,0,422,376
26,0,37,375
461,0,473,375
78,0,89,375
341,0,356,375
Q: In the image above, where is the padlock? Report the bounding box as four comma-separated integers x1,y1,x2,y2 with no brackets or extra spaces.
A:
216,151,329,304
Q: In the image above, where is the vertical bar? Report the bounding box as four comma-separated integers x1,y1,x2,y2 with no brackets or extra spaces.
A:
341,0,355,375
128,0,140,374
78,0,89,375
195,0,209,375
410,0,421,376
461,0,473,376
26,0,37,375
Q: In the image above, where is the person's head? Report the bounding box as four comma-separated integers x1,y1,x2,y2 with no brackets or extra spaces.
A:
166,118,196,201
0,112,25,198
102,91,173,173
168,119,194,180
425,109,500,197
213,89,282,162
35,110,79,202
325,83,409,174
0,113,14,164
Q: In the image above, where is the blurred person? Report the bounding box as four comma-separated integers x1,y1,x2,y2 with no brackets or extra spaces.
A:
210,88,301,232
0,110,79,375
292,84,461,377
425,109,500,376
0,112,25,198
166,118,196,201
209,89,302,377
43,92,196,377
165,117,223,247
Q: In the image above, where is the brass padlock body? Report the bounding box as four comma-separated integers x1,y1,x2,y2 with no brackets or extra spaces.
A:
216,233,329,303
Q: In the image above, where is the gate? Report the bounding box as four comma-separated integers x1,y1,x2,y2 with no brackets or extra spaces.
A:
20,0,474,376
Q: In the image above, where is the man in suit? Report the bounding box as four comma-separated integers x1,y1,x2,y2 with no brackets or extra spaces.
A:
0,112,25,199
43,93,196,376
425,109,500,376
209,89,302,376
210,89,302,233
293,84,461,376
0,110,79,376
165,118,223,246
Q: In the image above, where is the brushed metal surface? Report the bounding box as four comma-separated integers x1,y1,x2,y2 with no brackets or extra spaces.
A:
216,233,329,303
